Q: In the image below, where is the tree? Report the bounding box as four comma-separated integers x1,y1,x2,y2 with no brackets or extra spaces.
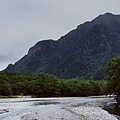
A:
105,54,120,105
105,54,120,95
31,72,60,97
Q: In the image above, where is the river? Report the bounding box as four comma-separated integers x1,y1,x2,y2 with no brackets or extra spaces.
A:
0,97,117,120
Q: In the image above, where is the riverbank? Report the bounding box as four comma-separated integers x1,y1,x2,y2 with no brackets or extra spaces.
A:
65,98,118,120
66,106,117,120
0,97,118,120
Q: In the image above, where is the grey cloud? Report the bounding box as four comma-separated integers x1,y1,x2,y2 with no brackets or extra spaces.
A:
0,0,120,70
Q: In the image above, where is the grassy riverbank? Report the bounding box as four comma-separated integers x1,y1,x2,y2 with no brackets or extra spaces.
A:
0,95,18,98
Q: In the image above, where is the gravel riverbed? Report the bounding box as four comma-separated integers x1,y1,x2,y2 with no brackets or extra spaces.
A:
0,97,118,120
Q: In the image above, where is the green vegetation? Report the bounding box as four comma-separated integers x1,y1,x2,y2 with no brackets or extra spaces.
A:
105,54,120,105
59,79,106,97
0,71,107,97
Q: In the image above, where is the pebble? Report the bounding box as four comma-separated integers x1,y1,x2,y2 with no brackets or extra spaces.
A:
20,112,39,120
66,105,118,120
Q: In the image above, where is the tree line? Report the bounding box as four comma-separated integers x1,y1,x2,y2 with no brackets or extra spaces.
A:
1,54,120,101
0,71,107,97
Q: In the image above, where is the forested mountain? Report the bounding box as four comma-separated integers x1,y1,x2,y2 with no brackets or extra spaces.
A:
4,13,120,79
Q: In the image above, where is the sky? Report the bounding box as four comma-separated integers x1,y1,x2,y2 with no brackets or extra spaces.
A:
0,0,120,70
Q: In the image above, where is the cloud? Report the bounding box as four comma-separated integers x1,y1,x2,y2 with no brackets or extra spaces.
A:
0,0,120,70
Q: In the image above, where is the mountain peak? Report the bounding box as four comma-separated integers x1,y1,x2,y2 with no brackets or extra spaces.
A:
91,12,120,26
101,12,114,16
98,12,116,19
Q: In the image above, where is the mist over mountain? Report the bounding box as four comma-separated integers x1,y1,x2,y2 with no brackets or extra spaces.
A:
4,13,120,79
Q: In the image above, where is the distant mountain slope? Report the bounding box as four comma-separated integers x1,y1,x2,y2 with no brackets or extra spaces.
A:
4,13,120,79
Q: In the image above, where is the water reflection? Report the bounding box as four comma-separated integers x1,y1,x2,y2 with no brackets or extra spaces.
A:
104,107,120,116
34,101,60,106
103,102,120,117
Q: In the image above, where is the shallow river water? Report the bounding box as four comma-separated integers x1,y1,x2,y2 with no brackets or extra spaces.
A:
0,97,116,120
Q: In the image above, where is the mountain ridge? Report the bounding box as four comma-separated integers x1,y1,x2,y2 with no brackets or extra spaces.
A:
4,13,120,79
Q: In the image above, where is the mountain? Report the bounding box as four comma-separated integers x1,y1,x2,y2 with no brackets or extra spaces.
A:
4,13,120,79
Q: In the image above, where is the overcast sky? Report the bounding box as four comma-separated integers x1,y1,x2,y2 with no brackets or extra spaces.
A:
0,0,120,70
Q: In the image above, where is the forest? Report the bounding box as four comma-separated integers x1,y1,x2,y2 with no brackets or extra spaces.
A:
0,71,107,97
0,54,120,102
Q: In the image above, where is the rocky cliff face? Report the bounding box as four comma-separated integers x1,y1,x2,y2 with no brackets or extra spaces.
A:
4,13,120,79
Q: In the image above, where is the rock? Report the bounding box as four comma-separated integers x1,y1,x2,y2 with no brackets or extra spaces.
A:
0,109,9,114
20,112,39,120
